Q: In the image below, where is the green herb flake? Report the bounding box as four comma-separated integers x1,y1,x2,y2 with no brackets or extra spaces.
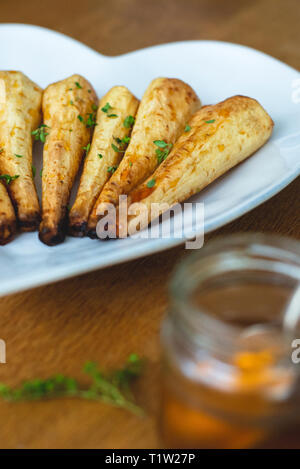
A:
77,115,84,123
32,124,50,143
70,100,74,105
112,136,130,154
85,113,98,129
101,102,113,113
88,89,92,94
107,166,118,174
153,140,168,148
92,104,98,112
83,143,91,154
98,154,103,159
0,174,20,185
184,125,191,132
111,143,125,153
32,165,36,178
75,81,82,89
153,140,173,164
205,119,215,124
14,154,23,158
129,161,133,167
147,178,156,188
0,149,4,154
124,115,135,128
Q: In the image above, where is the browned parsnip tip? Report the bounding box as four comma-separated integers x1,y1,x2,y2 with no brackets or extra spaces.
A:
87,77,201,238
0,181,17,245
0,71,42,232
69,86,139,237
39,74,98,246
116,96,274,236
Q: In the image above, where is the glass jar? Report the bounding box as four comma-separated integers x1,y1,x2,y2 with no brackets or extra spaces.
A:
160,234,300,449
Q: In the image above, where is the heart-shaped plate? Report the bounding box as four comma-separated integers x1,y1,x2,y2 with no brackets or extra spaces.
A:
0,23,299,297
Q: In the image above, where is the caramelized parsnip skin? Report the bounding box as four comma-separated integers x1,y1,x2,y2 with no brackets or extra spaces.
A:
0,182,17,245
39,74,97,246
87,77,200,237
69,86,139,237
120,96,274,236
0,71,42,231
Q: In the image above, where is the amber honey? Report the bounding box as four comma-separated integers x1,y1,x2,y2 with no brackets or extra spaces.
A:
160,234,300,448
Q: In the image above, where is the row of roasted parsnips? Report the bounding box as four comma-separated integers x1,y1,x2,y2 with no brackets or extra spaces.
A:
0,72,274,246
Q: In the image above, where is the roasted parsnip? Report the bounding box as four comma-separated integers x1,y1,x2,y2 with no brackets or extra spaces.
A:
69,86,139,237
119,96,274,236
0,181,17,245
39,74,97,246
87,77,200,237
0,71,42,231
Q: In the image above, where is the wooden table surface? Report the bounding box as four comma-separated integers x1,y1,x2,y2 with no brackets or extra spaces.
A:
0,0,299,449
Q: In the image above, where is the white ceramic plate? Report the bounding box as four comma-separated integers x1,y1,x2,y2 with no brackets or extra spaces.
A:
0,23,299,297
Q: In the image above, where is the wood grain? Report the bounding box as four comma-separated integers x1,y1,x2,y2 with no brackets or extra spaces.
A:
0,0,299,449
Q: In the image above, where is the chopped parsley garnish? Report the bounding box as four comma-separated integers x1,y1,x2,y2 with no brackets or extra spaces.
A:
111,135,130,154
78,113,97,129
184,125,191,132
88,89,92,94
124,115,135,128
85,113,98,128
114,136,130,146
101,102,113,113
14,154,23,158
70,100,74,105
40,169,43,178
32,165,36,178
0,355,143,416
92,104,98,112
147,178,156,188
129,161,133,167
98,154,103,159
32,124,50,143
154,140,168,148
153,140,173,164
75,81,82,89
101,103,118,118
83,143,91,154
111,143,125,153
205,119,215,124
0,149,3,154
0,174,19,184
107,165,118,174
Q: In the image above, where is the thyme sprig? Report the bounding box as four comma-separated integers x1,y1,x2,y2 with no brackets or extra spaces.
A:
0,354,144,416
